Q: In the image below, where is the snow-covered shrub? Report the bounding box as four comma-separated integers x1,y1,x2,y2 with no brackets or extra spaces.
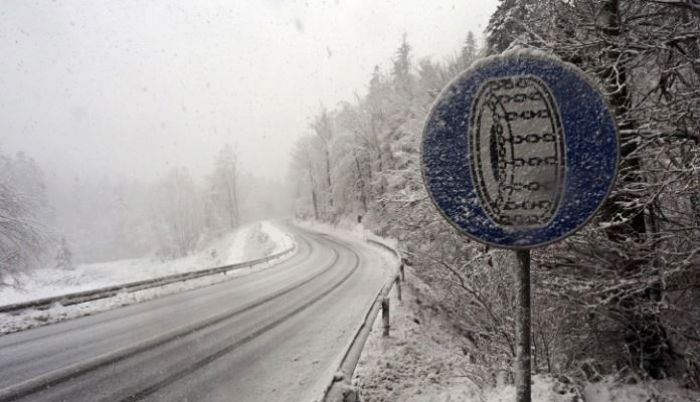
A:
54,237,74,271
289,11,700,389
0,151,48,286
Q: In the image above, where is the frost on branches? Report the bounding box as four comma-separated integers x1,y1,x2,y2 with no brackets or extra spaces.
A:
0,151,47,286
54,237,74,271
290,5,699,392
488,0,700,385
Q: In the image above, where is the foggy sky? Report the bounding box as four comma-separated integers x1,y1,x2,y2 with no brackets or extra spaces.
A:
0,0,497,183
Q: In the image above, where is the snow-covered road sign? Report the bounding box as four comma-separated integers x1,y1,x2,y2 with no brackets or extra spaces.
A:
421,50,619,249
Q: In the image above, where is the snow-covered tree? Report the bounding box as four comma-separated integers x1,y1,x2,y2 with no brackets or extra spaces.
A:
486,0,700,383
289,13,700,389
461,31,478,67
290,135,323,221
392,33,414,98
0,151,47,285
54,237,73,271
208,144,241,232
311,109,335,217
150,167,206,258
485,0,535,53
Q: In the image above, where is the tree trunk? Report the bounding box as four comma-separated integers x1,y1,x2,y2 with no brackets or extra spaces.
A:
599,0,671,379
308,170,319,221
231,168,240,228
225,179,235,229
324,147,334,212
354,156,368,213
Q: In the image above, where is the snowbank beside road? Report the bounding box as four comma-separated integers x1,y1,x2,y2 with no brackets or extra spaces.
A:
484,375,700,402
0,221,292,307
295,219,399,255
354,269,482,402
0,221,295,335
261,220,294,254
354,268,700,402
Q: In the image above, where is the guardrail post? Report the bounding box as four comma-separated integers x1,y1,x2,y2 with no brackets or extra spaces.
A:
395,276,402,302
343,386,360,402
381,296,390,337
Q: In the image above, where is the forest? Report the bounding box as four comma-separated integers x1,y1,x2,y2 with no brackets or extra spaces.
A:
288,0,700,391
0,0,698,394
0,144,288,286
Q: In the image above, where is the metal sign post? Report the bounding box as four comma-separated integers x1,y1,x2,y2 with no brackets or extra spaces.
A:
514,249,531,402
421,49,619,401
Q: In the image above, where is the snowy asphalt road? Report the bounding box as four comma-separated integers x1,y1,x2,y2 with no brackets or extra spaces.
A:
0,224,390,402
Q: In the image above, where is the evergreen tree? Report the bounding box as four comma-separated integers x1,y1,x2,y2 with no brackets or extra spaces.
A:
392,33,413,96
461,31,477,67
55,237,73,270
485,0,530,53
210,144,240,231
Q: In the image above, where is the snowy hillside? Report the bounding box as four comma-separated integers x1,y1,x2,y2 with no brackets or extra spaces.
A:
0,221,293,307
354,269,700,402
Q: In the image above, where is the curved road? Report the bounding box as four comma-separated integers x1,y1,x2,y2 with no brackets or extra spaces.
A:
0,224,391,402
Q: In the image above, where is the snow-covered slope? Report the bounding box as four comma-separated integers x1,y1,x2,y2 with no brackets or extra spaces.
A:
0,221,292,306
354,268,700,402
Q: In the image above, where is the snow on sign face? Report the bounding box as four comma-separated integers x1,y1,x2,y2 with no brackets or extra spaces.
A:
421,50,619,249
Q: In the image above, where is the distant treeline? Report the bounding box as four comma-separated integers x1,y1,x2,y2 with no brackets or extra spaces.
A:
0,144,289,285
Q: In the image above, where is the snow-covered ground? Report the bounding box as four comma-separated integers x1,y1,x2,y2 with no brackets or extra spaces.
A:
295,220,700,401
295,219,400,252
0,221,295,334
0,221,292,306
353,267,700,402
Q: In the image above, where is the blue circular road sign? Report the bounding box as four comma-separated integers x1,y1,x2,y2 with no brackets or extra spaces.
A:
421,50,619,249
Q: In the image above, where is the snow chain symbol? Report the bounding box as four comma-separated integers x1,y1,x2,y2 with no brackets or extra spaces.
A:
469,76,567,229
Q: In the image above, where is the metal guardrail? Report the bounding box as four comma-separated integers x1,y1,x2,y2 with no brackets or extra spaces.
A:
0,242,297,315
322,237,404,402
